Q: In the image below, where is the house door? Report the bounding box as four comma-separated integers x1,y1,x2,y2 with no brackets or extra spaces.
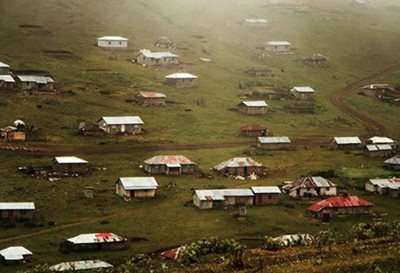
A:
257,195,263,205
8,211,14,220
121,124,126,133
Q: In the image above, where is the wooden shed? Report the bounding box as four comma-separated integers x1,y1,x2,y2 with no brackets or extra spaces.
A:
0,126,26,142
136,92,166,106
264,41,291,52
362,84,395,97
115,177,158,199
0,75,16,90
238,101,268,115
240,124,268,136
214,157,264,176
330,137,362,150
290,86,315,100
135,49,179,66
251,186,281,205
257,136,291,150
97,36,128,48
143,155,197,176
0,246,33,265
303,54,327,66
282,176,337,198
384,156,400,170
165,73,198,88
16,75,55,91
154,36,175,49
52,156,88,175
364,144,394,158
98,116,144,135
0,202,35,221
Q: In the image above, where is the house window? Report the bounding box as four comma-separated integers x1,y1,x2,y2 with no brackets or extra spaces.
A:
108,41,111,45
268,195,272,200
119,42,122,45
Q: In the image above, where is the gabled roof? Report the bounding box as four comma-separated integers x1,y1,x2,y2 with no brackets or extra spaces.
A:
0,75,15,83
245,18,268,23
257,136,291,144
291,86,315,93
100,116,144,125
137,91,166,98
251,186,281,194
0,61,10,68
368,178,393,187
239,101,268,107
50,260,113,271
303,54,327,61
333,137,362,145
362,83,394,90
240,124,266,132
195,189,254,201
266,41,291,46
214,157,263,170
16,75,54,84
117,177,159,190
367,136,394,144
165,73,198,79
67,233,127,244
0,246,32,261
144,155,195,165
309,196,373,213
285,176,336,191
97,36,128,41
138,49,178,59
365,144,393,152
0,202,35,210
54,156,88,164
385,156,400,165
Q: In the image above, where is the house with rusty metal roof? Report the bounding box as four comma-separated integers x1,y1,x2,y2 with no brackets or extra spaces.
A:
308,195,373,220
330,136,362,150
238,101,268,115
257,136,291,150
143,155,197,176
50,260,113,271
240,124,268,137
66,233,127,251
282,176,337,198
384,156,400,171
193,189,254,209
115,177,159,199
214,157,264,176
136,91,166,106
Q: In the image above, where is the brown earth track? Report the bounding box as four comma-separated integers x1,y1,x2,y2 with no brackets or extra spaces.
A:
330,63,400,137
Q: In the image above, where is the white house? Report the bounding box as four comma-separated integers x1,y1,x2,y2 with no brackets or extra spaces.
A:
97,36,128,48
282,176,337,198
98,116,144,135
115,177,159,199
135,49,179,66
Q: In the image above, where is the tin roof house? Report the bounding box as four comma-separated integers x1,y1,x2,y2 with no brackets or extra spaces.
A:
52,156,89,175
115,177,159,199
330,137,362,150
50,260,113,272
384,156,400,170
97,36,128,48
136,91,166,106
214,157,264,176
0,246,32,264
165,73,198,88
16,75,55,91
283,176,337,198
66,233,127,250
251,186,281,205
264,41,291,52
243,18,269,27
290,86,315,100
238,101,268,115
0,62,10,74
257,136,291,150
135,49,179,66
98,116,144,135
143,155,197,176
193,189,255,209
0,202,36,221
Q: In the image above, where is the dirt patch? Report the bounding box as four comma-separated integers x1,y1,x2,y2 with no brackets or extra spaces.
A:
43,50,75,58
19,24,42,29
19,24,51,36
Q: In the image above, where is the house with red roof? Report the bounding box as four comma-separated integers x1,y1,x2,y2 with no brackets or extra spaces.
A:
136,91,166,106
143,155,197,175
308,195,373,220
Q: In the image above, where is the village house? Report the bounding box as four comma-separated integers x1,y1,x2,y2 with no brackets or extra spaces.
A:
214,157,264,176
384,156,400,170
115,177,159,199
154,36,175,49
135,49,179,66
245,67,273,77
193,189,254,209
52,156,89,175
365,178,400,197
0,246,32,265
0,75,16,89
264,41,292,53
0,62,10,74
98,116,144,135
0,202,35,221
330,137,362,150
16,75,55,91
243,18,269,27
0,126,26,142
362,84,395,97
165,73,198,88
290,86,316,100
143,155,197,176
251,186,281,205
50,260,113,272
364,144,394,158
136,91,166,106
257,136,291,150
97,36,128,48
66,233,127,251
238,101,268,115
366,136,396,148
308,195,373,220
240,124,268,137
282,176,337,198
303,54,327,66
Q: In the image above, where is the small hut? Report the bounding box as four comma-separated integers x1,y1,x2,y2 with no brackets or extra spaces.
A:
165,73,198,88
303,54,327,66
136,92,166,106
97,36,128,48
214,157,264,176
0,246,32,265
238,101,268,115
154,36,175,49
257,136,291,150
52,156,89,175
330,137,362,150
240,124,268,136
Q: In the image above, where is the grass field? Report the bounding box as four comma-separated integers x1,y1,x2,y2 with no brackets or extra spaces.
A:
0,0,400,271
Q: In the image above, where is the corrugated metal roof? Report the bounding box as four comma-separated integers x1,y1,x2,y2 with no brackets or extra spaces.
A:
367,136,394,144
245,18,268,23
0,62,10,68
0,75,15,82
333,137,361,145
137,91,166,98
144,155,195,165
195,189,254,201
366,144,393,152
251,186,281,194
291,86,315,93
257,136,291,144
266,41,291,46
165,73,198,79
368,179,392,187
139,49,178,59
385,156,400,165
97,36,128,41
17,75,54,84
101,116,144,125
161,247,182,260
67,233,127,244
54,156,88,164
240,124,266,132
239,101,268,107
214,157,263,170
0,246,32,261
50,260,113,271
308,195,373,213
118,177,158,190
0,202,35,210
285,176,336,191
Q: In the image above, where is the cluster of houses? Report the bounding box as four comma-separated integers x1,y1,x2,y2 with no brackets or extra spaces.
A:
361,83,400,106
365,177,400,198
0,61,55,91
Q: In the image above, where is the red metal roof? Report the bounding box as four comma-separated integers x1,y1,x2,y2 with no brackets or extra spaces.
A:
240,124,265,132
138,91,166,98
161,247,182,260
308,195,373,213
